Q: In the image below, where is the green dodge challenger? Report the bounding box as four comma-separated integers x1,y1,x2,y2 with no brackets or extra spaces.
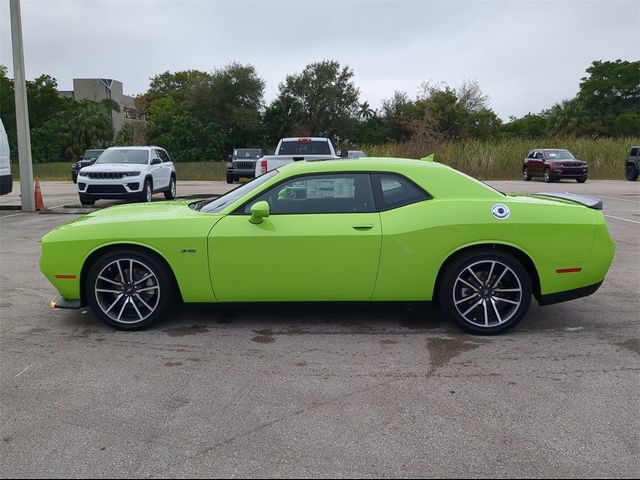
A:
40,158,615,334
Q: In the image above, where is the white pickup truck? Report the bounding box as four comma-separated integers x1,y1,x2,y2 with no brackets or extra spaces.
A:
255,137,339,177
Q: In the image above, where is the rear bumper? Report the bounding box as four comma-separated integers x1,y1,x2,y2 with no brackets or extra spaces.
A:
537,281,603,306
0,174,13,195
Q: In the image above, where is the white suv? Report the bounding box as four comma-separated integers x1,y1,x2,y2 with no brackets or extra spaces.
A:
77,146,176,206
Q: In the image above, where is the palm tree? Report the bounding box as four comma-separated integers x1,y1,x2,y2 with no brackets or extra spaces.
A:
358,101,375,120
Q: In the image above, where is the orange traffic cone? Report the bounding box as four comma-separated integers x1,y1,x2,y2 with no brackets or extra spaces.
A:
34,177,45,211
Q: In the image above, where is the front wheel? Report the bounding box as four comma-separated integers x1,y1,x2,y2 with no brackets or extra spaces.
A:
523,167,531,181
226,173,234,184
438,249,532,334
576,176,587,183
626,164,639,181
140,180,153,203
164,176,176,200
86,249,174,330
543,168,553,183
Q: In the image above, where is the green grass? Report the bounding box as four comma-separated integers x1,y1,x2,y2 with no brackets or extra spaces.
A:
363,137,639,179
11,136,639,181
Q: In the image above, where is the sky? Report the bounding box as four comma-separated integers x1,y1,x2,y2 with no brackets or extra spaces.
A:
1,0,639,120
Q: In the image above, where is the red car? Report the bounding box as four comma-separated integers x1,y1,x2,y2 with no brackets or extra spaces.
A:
523,149,588,183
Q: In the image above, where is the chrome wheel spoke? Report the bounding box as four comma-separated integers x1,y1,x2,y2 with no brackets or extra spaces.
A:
98,275,123,286
137,285,159,293
455,293,479,305
492,296,520,306
134,273,153,286
490,266,508,289
129,259,134,283
482,300,489,326
134,293,153,312
466,266,484,286
490,298,502,324
116,261,126,284
494,288,521,292
130,297,144,320
461,298,483,317
458,278,479,291
96,288,122,294
116,297,129,321
104,293,124,313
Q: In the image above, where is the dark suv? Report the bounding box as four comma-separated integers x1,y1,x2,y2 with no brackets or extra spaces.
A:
71,149,105,183
226,148,263,184
523,149,588,183
625,146,639,181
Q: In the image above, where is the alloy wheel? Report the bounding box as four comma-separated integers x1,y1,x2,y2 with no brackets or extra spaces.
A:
452,260,523,329
94,258,161,324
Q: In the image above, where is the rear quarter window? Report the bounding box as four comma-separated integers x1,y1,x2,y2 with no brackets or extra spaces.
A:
372,173,432,211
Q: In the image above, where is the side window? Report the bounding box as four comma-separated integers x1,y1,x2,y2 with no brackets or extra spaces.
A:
527,151,536,159
242,173,375,214
158,150,171,163
631,148,639,157
372,173,431,210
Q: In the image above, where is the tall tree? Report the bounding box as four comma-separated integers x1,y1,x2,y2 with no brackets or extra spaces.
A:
267,60,360,141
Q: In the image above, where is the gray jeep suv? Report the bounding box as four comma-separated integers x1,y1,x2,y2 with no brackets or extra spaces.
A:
625,146,640,181
226,148,263,184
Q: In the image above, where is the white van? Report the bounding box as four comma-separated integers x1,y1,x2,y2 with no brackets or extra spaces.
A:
0,118,12,195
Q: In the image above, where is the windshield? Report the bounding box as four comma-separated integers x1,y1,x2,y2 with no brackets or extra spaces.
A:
278,140,331,155
198,170,278,213
234,149,262,159
95,149,149,165
545,150,575,160
83,149,104,160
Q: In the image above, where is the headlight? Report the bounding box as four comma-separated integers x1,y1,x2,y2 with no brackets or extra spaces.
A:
78,169,86,176
227,162,233,168
124,171,141,177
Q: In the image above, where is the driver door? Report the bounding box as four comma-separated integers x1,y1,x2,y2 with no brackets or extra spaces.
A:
208,173,382,302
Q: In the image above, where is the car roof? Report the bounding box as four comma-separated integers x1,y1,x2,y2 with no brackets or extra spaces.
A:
279,157,451,174
280,137,330,142
105,146,164,151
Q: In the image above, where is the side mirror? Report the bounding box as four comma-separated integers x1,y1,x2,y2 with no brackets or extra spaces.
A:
151,158,161,165
249,201,270,224
228,155,232,161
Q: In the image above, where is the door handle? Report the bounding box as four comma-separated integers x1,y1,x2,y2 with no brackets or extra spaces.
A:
352,224,374,230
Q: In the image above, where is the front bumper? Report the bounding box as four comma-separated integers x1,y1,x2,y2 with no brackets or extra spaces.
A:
0,174,13,195
77,175,144,199
228,168,256,178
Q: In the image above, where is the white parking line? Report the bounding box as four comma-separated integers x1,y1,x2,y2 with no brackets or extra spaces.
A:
15,363,35,378
599,195,640,204
0,212,25,219
605,215,640,225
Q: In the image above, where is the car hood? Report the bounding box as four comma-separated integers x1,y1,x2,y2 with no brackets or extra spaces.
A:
79,163,147,173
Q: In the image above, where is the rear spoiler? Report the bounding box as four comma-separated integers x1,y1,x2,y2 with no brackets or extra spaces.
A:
534,192,603,210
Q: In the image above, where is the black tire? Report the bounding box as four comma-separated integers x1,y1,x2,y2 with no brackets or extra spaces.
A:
543,168,553,183
626,164,639,181
576,176,587,184
79,194,95,206
86,249,174,330
140,180,153,203
226,173,234,184
438,249,532,335
164,176,176,200
523,166,531,181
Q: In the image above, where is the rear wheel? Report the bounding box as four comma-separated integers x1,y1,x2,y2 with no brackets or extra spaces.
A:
164,176,176,200
438,249,532,334
86,249,174,330
626,164,639,181
523,167,531,181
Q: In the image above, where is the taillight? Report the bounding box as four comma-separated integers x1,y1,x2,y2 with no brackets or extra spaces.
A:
260,160,267,174
298,137,312,142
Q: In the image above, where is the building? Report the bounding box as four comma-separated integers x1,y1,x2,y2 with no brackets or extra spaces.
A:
58,78,144,133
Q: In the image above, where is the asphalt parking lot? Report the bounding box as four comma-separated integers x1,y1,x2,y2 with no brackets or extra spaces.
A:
1,179,638,478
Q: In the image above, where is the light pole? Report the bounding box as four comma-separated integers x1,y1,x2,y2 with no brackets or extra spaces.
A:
9,0,35,212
